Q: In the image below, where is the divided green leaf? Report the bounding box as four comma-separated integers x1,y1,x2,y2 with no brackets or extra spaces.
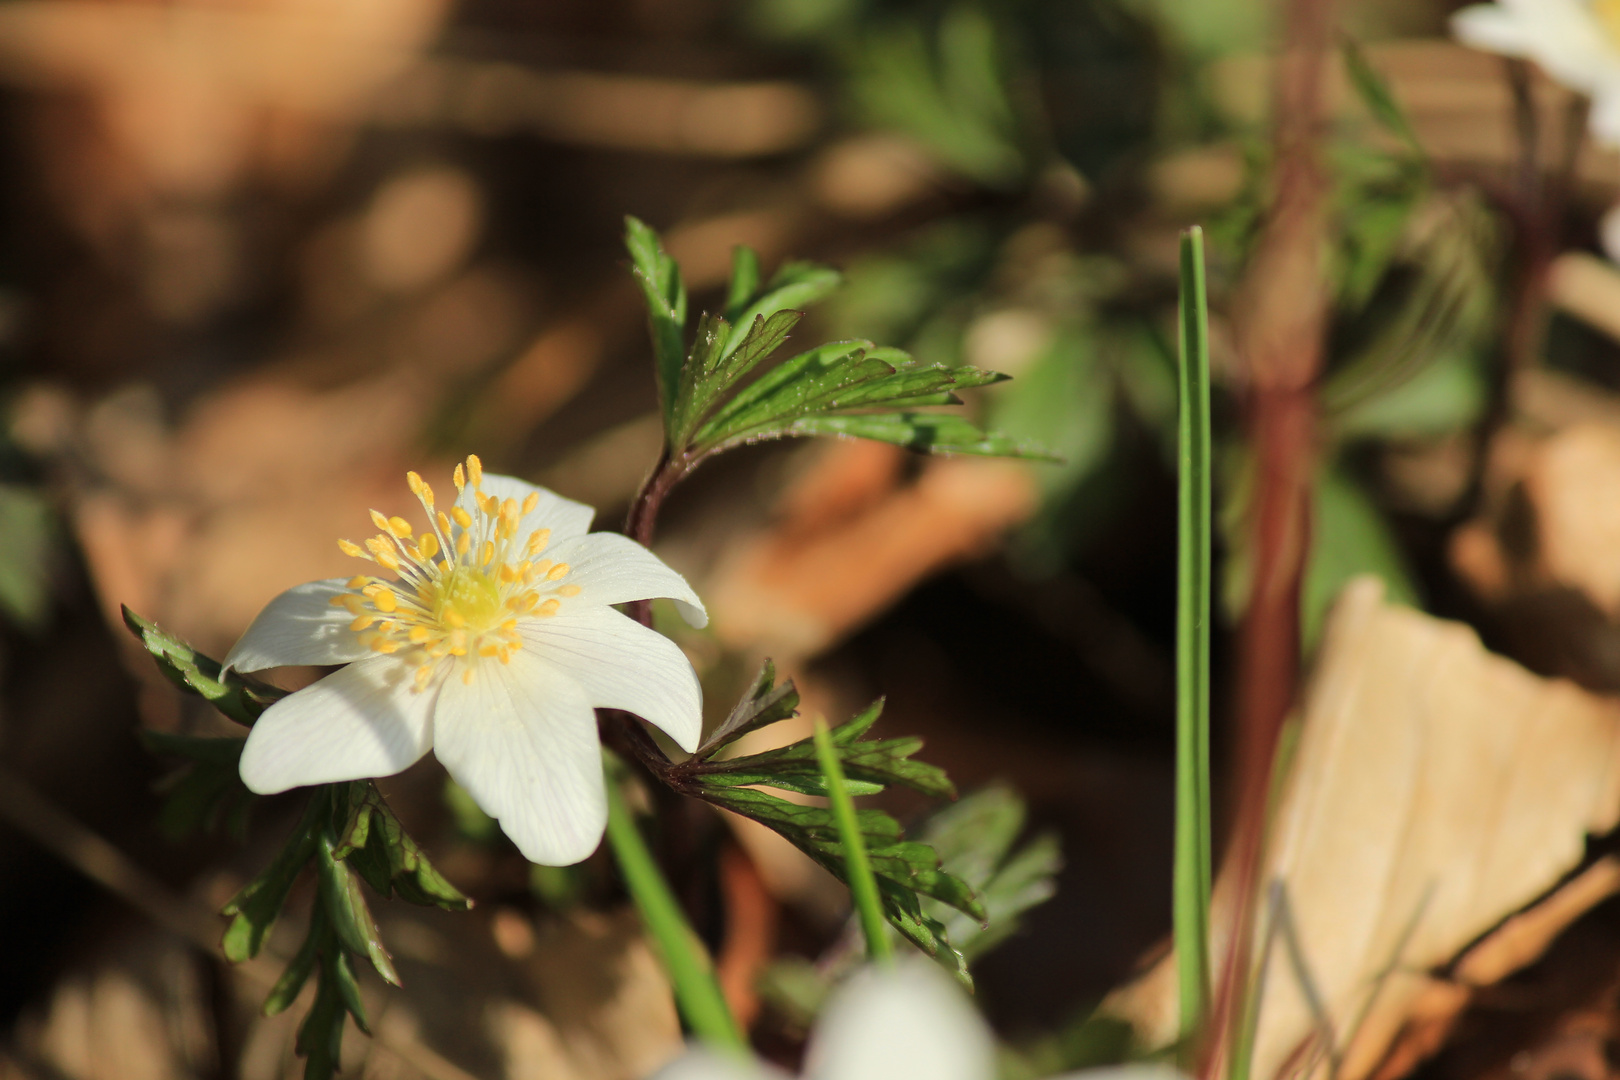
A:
122,605,286,726
693,659,800,758
626,216,690,430
139,731,254,840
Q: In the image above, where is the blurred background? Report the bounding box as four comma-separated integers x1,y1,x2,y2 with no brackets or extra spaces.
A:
4,0,1620,1077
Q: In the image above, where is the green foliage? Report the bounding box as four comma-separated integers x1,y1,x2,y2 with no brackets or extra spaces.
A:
124,612,469,1080
122,606,286,727
913,785,1061,962
847,5,1028,188
813,718,894,963
1301,468,1420,652
0,483,53,629
140,730,255,840
673,663,982,982
624,219,1042,463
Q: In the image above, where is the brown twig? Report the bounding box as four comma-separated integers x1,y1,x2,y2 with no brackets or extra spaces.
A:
1210,0,1338,1071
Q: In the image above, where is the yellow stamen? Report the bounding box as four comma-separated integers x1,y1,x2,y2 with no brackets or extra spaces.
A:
456,533,471,556
418,533,440,560
527,529,551,555
538,598,560,616
445,610,467,628
499,564,518,583
452,507,472,529
389,516,413,538
557,584,582,597
347,575,369,589
350,615,375,631
415,665,434,690
462,668,475,684
453,463,465,491
468,454,483,486
338,539,364,558
480,541,495,566
408,626,431,643
372,638,400,654
374,589,398,613
547,563,570,581
522,492,539,515
437,511,452,534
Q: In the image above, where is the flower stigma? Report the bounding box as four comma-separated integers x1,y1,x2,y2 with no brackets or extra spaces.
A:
328,454,585,690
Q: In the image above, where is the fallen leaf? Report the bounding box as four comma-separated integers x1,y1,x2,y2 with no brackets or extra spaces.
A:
1106,578,1620,1080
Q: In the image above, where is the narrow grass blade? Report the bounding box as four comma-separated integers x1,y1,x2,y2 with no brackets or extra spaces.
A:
813,718,894,964
604,767,748,1054
1174,224,1214,1061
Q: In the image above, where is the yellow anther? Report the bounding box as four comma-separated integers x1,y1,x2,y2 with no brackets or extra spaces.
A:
444,609,467,628
557,584,582,597
418,533,439,560
338,539,364,558
373,638,400,654
452,507,472,529
453,463,466,491
349,615,376,631
370,509,390,531
347,575,369,589
501,619,519,633
462,668,475,685
483,494,500,516
468,454,483,486
456,533,471,556
499,648,512,664
531,559,552,577
329,595,348,607
547,563,570,581
373,589,398,613
389,516,413,538
499,564,518,583
522,492,539,515
538,598,561,616
502,497,518,519
408,626,431,643
407,471,423,496
418,480,435,508
342,595,365,615
437,511,452,534
480,541,495,566
479,644,500,658
415,665,434,690
377,550,401,570
527,528,551,555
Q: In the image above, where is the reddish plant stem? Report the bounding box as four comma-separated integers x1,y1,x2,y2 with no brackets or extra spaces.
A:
1205,0,1335,1071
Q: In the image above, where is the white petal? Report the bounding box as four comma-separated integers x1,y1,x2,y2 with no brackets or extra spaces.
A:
239,656,439,793
546,531,709,629
223,579,373,673
1049,1068,1190,1080
432,648,607,865
651,1049,782,1080
1591,85,1620,147
519,605,703,753
1601,202,1620,263
1451,6,1534,57
804,963,995,1080
458,473,595,541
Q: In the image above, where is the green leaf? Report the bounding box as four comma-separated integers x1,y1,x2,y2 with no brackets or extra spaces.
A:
719,262,840,362
122,606,287,726
625,216,689,432
915,786,1061,962
694,660,800,758
263,909,325,1016
358,787,471,911
295,966,346,1080
324,944,371,1036
0,484,53,629
221,793,325,962
783,413,1053,458
814,718,892,964
140,732,253,841
680,698,955,800
693,341,893,445
677,308,806,443
691,782,981,981
315,828,400,986
1341,36,1424,159
724,246,762,321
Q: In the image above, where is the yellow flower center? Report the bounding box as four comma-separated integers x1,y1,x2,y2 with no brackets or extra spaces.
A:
328,454,584,690
1598,0,1620,50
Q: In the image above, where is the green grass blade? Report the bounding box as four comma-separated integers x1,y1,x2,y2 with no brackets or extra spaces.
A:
1174,225,1214,1060
603,767,748,1054
813,718,894,964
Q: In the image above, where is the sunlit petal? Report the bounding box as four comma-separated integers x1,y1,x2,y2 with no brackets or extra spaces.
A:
520,605,702,752
546,531,708,628
223,578,373,672
805,963,995,1080
239,656,439,793
432,649,607,865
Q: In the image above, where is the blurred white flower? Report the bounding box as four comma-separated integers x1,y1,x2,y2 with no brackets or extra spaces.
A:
1451,0,1620,144
654,961,1182,1080
226,454,706,865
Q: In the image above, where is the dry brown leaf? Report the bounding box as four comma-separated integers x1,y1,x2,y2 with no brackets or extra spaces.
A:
1106,578,1620,1080
705,444,1037,658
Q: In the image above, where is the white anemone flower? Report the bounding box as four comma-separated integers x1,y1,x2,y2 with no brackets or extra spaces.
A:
1450,0,1620,145
226,454,707,866
655,961,1182,1080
